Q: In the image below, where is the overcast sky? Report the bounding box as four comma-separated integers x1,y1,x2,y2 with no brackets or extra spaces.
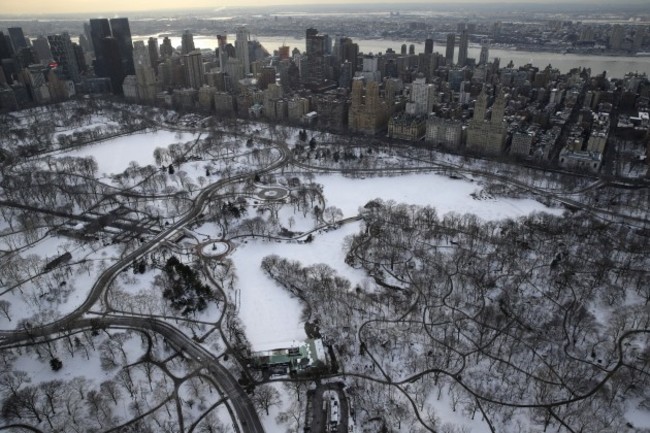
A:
1,0,625,16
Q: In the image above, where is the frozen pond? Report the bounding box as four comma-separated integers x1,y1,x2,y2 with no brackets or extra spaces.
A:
61,129,198,177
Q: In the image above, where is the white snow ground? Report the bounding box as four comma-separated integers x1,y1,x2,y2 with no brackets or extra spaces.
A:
231,172,563,351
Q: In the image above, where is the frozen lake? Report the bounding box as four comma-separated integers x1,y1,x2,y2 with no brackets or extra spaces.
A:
61,129,198,177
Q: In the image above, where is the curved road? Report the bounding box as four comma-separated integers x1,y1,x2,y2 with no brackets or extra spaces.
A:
0,139,292,433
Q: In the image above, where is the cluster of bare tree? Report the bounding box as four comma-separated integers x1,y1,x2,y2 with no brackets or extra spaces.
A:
0,326,230,433
1,100,146,159
264,200,650,433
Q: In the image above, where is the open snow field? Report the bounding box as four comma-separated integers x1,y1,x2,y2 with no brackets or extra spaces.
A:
231,172,563,351
61,129,198,177
0,235,122,330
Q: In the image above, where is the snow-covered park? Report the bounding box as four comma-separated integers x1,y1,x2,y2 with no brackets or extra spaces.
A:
230,172,563,351
2,106,648,433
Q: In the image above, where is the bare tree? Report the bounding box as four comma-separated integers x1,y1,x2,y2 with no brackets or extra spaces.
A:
0,300,11,321
252,384,282,416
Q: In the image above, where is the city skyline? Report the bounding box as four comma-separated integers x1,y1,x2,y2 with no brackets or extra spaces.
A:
3,0,648,16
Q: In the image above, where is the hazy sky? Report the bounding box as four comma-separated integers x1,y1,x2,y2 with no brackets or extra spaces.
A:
1,0,615,16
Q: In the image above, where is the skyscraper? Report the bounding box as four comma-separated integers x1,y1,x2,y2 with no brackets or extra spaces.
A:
609,25,624,51
78,34,91,54
160,37,173,58
109,18,134,75
8,27,27,51
479,39,490,65
407,74,433,115
148,37,159,70
32,36,52,65
133,41,150,67
424,38,434,55
445,33,455,65
101,36,124,94
340,38,359,69
181,31,195,55
0,32,14,60
185,50,204,89
217,34,228,70
466,87,507,154
305,28,327,88
458,30,469,67
83,23,94,53
73,43,87,73
89,18,111,76
235,27,250,75
633,27,646,52
48,33,80,82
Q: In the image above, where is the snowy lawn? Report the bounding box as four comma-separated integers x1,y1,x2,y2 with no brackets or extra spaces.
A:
0,236,122,330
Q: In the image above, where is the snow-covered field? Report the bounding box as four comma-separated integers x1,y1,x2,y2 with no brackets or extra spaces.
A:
231,172,563,351
0,234,122,330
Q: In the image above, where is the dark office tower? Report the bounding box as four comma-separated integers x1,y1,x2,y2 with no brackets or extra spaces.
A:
32,36,52,64
16,47,37,68
340,38,359,69
73,43,87,73
184,50,203,89
147,37,159,70
479,39,489,65
305,28,327,88
401,44,407,55
0,32,14,60
48,33,80,82
110,18,134,75
160,37,173,58
101,37,124,94
445,33,455,65
424,38,433,54
409,44,415,55
1,59,19,84
458,30,469,67
181,30,195,55
217,34,228,69
8,27,27,51
89,18,111,76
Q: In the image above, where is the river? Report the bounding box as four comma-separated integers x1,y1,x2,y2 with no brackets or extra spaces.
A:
133,33,650,79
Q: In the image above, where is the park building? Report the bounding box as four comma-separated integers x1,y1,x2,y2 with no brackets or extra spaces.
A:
249,339,328,375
